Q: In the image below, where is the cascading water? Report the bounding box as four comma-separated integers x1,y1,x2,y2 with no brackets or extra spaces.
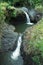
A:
23,11,33,25
11,34,22,60
21,7,34,25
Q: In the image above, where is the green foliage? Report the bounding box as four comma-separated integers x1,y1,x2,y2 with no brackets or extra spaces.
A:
20,0,43,7
0,0,42,8
0,2,6,49
27,0,43,7
0,2,10,21
29,18,43,65
32,56,41,65
0,3,5,22
12,10,18,17
35,5,43,13
32,56,39,63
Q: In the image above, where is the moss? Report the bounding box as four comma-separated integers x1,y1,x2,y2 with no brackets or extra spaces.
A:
35,5,43,13
23,5,43,64
32,56,41,65
23,17,43,65
24,18,43,51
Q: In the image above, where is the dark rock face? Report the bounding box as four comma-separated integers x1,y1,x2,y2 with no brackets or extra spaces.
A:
9,13,26,25
8,7,42,25
22,7,42,23
21,7,42,24
28,9,42,23
0,24,18,52
14,2,23,7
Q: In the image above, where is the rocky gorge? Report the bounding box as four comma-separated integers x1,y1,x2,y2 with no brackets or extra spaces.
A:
0,1,43,65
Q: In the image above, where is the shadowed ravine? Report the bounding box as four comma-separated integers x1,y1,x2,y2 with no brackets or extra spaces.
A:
0,6,43,65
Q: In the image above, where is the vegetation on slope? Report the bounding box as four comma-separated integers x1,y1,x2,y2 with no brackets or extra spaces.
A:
23,8,43,65
0,0,43,65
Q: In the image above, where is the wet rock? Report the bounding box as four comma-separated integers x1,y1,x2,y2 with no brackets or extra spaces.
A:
20,7,42,24
0,51,24,65
0,24,18,52
9,13,26,25
1,31,18,51
28,9,42,23
8,25,15,31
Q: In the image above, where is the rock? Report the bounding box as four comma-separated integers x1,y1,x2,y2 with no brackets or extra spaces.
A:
1,31,18,51
9,13,26,25
20,7,42,24
8,25,15,31
22,18,43,65
0,23,18,52
35,5,43,13
28,9,42,23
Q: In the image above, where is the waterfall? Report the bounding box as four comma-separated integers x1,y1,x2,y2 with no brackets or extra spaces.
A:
21,7,34,25
11,34,22,60
23,11,33,25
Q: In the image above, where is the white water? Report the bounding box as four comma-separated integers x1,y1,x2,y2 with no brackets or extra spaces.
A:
21,7,34,25
11,34,22,60
23,11,33,25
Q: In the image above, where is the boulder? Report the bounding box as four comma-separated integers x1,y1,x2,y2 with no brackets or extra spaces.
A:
28,9,42,23
0,23,18,52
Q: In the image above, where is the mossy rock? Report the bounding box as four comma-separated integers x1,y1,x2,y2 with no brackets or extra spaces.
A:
23,4,43,55
22,18,43,65
35,5,43,13
23,18,43,53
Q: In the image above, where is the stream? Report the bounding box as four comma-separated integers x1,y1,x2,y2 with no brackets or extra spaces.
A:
0,52,23,65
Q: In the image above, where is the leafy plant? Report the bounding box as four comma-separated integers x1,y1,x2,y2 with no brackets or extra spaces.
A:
32,56,41,65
